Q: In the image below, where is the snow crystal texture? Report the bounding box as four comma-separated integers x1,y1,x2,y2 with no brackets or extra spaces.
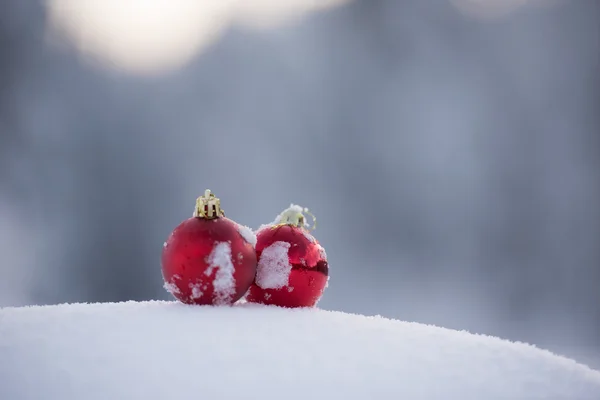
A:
273,203,305,225
1,301,600,400
205,241,236,304
255,241,292,289
258,203,309,232
237,223,257,247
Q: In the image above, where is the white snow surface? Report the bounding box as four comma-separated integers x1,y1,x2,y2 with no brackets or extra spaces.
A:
255,241,293,289
205,241,236,304
1,302,600,400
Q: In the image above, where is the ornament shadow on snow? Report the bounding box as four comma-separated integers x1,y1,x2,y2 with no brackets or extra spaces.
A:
161,189,257,306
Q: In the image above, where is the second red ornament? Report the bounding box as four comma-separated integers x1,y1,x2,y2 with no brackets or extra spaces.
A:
246,205,329,308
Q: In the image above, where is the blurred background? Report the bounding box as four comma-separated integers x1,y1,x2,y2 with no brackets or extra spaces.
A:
1,0,599,367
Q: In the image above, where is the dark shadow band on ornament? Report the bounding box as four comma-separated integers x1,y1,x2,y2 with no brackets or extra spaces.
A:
291,260,329,277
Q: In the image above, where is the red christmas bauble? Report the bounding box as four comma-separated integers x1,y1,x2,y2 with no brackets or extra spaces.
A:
246,206,328,308
161,190,257,305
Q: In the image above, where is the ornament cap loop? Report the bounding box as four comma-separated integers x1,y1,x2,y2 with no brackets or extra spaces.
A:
193,189,225,219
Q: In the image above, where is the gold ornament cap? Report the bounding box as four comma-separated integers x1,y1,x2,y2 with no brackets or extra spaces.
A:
276,204,317,231
193,189,224,219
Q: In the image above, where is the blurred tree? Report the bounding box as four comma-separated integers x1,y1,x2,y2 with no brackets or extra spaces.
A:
0,3,24,197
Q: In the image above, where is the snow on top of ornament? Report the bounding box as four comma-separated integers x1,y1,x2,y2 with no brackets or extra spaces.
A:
258,203,312,232
205,242,236,305
237,223,257,247
302,229,317,243
273,204,306,225
255,241,292,290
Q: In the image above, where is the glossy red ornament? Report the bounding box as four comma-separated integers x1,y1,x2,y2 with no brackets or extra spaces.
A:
246,205,329,308
161,190,257,305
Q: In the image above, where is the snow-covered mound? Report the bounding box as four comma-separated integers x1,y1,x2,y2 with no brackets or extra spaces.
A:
1,301,599,400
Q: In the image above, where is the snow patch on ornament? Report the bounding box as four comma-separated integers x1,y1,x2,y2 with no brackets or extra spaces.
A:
237,224,257,247
302,229,316,243
205,241,236,305
256,222,273,234
163,274,182,295
163,281,180,295
318,245,327,260
256,241,292,290
189,282,203,300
